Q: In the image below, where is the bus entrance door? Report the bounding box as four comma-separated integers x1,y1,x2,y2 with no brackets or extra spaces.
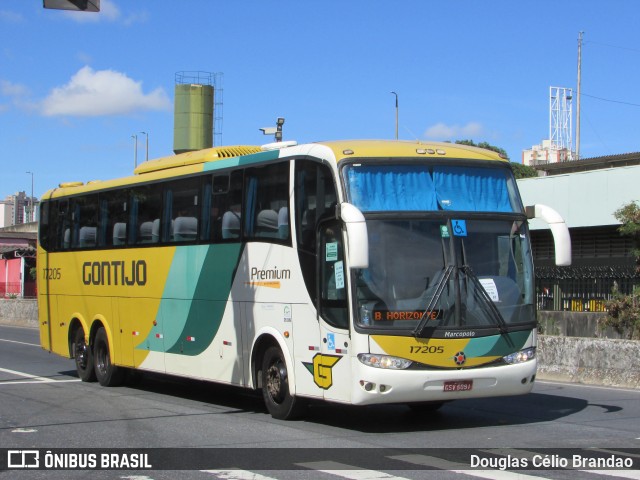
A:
318,221,351,404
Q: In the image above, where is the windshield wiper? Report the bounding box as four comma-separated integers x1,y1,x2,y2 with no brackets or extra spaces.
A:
413,265,455,339
461,266,513,343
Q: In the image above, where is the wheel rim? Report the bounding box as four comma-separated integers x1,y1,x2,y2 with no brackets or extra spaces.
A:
75,339,88,370
96,343,108,377
266,359,287,404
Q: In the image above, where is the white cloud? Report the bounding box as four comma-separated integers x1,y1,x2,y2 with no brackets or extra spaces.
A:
424,122,485,141
40,66,171,117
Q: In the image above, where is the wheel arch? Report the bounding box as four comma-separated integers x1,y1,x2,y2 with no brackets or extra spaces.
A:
250,328,295,393
67,315,89,358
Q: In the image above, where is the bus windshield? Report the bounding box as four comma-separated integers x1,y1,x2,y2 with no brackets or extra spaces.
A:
355,218,535,333
343,162,534,334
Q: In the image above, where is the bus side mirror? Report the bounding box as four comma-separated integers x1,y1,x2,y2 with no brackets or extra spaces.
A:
526,204,572,266
339,202,369,269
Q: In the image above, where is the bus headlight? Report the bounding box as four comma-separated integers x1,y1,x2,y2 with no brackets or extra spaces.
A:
503,347,536,365
358,353,412,370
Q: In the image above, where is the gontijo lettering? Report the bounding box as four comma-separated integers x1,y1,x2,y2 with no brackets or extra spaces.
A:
82,260,147,286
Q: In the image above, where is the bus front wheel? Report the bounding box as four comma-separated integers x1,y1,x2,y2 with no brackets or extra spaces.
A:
94,328,125,387
73,328,96,382
261,346,305,420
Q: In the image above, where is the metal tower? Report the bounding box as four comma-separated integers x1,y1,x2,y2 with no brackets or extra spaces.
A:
549,86,573,160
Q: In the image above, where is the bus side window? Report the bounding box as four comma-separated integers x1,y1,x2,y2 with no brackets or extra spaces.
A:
202,173,230,242
102,190,128,247
295,159,338,304
217,171,243,241
244,162,290,243
166,177,200,243
130,185,162,245
39,201,51,251
48,199,69,251
71,195,98,249
319,221,349,329
55,200,71,250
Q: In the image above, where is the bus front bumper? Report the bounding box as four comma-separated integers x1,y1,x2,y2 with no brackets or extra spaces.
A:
350,358,537,405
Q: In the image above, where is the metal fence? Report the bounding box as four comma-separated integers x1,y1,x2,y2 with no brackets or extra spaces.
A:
0,282,37,299
536,275,637,312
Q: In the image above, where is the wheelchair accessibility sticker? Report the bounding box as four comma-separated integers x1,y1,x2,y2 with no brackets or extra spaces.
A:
452,220,467,237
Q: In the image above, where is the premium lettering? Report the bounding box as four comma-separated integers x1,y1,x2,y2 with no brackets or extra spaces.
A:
250,266,291,281
82,260,147,286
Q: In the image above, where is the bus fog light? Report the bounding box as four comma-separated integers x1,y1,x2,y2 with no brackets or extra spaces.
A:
358,353,412,370
503,347,536,365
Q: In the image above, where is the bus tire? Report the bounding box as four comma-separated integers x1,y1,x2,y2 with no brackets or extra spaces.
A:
93,328,125,387
73,328,96,382
261,346,305,420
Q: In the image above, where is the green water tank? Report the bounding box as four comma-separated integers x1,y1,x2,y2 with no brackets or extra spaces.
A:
173,83,214,154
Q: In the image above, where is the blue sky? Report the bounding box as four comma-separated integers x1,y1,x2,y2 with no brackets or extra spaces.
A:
1,0,639,199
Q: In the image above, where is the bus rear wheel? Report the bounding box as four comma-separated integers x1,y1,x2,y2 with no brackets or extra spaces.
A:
94,328,125,387
261,346,305,420
73,328,96,382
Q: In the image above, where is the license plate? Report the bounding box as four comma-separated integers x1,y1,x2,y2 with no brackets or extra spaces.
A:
443,380,473,392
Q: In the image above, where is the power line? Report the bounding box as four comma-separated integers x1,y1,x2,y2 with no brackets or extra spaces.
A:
582,92,640,108
585,40,640,54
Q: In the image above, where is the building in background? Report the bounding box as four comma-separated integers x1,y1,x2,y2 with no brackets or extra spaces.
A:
0,192,38,228
0,223,37,298
522,87,575,167
518,152,640,312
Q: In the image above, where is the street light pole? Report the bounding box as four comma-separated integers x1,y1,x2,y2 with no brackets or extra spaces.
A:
132,134,138,168
26,171,34,223
390,91,398,140
140,131,149,162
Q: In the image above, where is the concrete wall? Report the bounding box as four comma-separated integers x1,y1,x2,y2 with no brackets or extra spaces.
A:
1,299,638,389
0,298,38,328
537,335,640,388
537,310,625,339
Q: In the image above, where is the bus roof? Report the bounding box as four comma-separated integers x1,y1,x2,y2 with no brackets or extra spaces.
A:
43,140,508,199
312,139,507,163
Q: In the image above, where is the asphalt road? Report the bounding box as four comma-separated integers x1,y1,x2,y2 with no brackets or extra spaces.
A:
1,324,639,480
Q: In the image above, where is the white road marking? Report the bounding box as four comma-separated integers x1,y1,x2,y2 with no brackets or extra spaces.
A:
201,470,280,480
0,337,41,347
296,461,411,480
390,454,545,479
0,367,79,385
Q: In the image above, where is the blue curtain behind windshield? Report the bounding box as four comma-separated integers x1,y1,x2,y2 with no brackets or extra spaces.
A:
433,166,512,212
347,165,514,212
347,165,438,211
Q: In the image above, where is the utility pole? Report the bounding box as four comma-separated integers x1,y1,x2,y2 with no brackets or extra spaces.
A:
576,31,583,160
132,134,138,168
391,91,398,140
140,131,149,162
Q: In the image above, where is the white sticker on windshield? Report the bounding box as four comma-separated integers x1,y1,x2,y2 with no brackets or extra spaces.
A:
326,242,338,261
334,261,345,289
479,278,499,302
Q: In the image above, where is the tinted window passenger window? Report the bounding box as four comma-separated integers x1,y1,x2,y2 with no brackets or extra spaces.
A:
166,177,200,243
130,185,162,245
244,162,290,242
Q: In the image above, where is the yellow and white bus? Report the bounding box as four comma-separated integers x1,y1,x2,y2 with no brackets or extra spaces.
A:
38,139,571,419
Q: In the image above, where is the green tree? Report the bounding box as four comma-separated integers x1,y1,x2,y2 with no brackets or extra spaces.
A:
614,200,640,262
602,200,640,339
510,162,538,179
455,139,508,158
454,139,537,179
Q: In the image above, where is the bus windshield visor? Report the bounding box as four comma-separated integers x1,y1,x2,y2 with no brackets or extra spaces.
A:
355,219,535,331
344,164,521,213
